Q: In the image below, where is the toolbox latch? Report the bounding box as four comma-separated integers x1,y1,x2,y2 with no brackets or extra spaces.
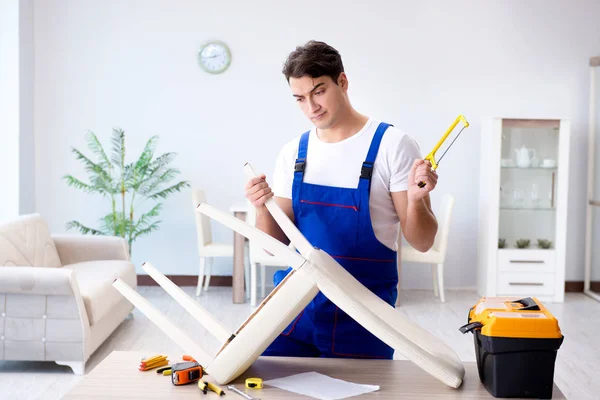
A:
513,297,540,311
459,321,483,334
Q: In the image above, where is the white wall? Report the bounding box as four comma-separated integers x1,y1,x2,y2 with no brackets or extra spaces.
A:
19,0,35,215
0,0,21,222
0,0,34,222
33,0,600,288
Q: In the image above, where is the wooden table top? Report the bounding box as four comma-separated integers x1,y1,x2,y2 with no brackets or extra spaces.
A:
64,351,565,399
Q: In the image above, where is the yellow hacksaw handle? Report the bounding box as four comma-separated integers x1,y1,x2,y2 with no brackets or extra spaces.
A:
418,114,469,188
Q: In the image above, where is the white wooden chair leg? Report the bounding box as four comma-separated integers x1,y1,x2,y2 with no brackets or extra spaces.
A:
196,257,206,296
250,262,258,307
244,255,252,298
261,264,266,298
203,258,212,291
431,264,439,298
437,263,445,303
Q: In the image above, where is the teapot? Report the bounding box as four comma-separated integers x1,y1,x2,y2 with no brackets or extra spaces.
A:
513,145,536,168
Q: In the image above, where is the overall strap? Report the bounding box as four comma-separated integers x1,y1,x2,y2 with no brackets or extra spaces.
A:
293,131,310,184
359,122,392,190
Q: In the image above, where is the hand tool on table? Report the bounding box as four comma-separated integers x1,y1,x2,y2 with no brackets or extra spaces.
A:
154,355,203,377
206,381,225,395
198,380,208,394
245,377,263,389
170,361,205,386
139,354,169,371
227,384,260,400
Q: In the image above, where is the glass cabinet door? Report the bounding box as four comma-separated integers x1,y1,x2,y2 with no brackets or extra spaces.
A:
498,119,560,250
586,57,600,301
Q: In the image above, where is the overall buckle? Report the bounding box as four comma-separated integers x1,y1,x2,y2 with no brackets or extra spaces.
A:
360,163,373,179
295,159,306,172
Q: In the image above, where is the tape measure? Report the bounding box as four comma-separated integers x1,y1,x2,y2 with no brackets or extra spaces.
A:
170,361,203,386
245,377,263,389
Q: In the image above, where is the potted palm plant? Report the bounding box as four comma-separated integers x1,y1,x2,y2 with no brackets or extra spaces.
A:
63,128,190,255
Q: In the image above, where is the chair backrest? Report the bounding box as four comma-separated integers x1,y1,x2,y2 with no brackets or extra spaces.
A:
192,189,212,249
431,194,455,255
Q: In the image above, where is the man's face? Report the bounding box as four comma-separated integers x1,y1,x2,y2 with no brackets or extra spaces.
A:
289,74,347,130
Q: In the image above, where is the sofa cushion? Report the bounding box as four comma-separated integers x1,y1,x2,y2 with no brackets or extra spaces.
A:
0,213,62,267
65,260,136,325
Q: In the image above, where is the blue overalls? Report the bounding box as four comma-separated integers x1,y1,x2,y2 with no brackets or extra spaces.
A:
262,122,399,359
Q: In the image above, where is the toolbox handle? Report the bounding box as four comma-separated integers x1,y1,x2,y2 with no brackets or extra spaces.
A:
513,297,540,311
458,321,483,334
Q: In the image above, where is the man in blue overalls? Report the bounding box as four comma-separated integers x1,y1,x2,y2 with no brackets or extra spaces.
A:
244,40,439,359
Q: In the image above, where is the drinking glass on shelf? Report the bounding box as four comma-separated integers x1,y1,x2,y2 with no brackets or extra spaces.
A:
500,184,511,208
513,189,524,207
530,184,540,208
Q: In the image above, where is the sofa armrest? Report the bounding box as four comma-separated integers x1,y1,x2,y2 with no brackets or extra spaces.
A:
51,234,130,265
0,266,92,364
0,266,80,295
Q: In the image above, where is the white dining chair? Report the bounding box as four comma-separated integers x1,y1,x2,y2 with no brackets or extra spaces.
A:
400,194,455,303
193,189,249,296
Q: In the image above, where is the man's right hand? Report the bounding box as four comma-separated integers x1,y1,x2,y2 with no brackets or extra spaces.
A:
244,174,294,245
245,174,274,208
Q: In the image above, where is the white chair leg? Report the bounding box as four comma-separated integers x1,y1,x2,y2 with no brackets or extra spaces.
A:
244,257,251,300
203,257,212,291
196,257,206,296
250,262,258,307
261,264,266,298
437,263,445,303
431,264,439,298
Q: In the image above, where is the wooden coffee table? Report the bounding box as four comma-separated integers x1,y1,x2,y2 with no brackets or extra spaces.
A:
64,351,565,399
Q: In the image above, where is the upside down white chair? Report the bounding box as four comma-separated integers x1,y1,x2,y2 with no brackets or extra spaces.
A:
245,200,294,306
401,194,454,303
192,189,250,296
112,164,465,389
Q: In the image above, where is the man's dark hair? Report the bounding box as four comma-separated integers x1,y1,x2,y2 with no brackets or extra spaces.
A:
282,40,345,84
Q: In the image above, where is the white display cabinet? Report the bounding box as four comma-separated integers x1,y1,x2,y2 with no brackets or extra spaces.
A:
478,118,570,303
585,56,600,302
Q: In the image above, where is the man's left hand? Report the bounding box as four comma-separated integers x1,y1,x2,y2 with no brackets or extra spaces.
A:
407,159,438,201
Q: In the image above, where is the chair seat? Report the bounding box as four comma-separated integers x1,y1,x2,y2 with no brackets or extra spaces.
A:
200,243,234,257
401,246,444,264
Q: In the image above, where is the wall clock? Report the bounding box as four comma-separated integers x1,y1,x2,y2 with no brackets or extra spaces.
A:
198,41,232,74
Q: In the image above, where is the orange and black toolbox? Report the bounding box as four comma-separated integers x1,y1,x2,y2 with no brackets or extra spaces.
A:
459,296,564,399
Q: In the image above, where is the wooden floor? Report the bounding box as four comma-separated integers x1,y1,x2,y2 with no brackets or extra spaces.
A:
1,287,598,400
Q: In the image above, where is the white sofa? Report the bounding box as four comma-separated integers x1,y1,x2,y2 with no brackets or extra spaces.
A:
0,213,136,374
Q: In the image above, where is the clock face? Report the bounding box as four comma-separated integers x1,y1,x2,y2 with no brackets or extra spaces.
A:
198,41,231,74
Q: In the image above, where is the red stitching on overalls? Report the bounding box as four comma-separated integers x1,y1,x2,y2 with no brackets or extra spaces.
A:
281,310,305,336
331,307,388,359
331,255,395,263
300,200,358,211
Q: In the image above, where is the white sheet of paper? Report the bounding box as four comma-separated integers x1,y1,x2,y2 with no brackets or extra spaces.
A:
264,371,380,400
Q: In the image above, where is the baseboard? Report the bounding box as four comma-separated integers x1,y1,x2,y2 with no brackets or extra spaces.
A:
565,281,584,292
136,275,598,292
137,275,232,287
564,281,600,292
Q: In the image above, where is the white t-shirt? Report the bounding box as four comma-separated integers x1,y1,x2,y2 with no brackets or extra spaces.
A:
272,118,422,251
